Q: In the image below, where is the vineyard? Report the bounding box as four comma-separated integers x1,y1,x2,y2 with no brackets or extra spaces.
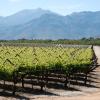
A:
0,44,97,95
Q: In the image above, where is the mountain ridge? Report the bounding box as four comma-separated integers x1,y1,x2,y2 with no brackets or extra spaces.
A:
0,9,100,40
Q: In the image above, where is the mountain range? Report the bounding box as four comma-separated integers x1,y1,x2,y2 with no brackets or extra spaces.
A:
0,8,100,40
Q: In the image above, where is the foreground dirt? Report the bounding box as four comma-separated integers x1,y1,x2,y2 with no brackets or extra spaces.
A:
0,46,100,100
0,93,100,100
34,92,100,100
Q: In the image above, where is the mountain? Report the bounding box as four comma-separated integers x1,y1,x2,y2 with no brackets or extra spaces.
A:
0,8,53,26
64,11,100,38
0,9,100,40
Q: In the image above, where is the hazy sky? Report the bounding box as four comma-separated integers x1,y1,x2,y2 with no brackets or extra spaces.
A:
0,0,100,16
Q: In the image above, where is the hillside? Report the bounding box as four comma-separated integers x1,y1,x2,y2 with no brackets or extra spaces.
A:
0,9,100,40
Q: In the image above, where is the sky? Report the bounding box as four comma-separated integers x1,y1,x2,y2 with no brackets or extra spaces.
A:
0,0,100,16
